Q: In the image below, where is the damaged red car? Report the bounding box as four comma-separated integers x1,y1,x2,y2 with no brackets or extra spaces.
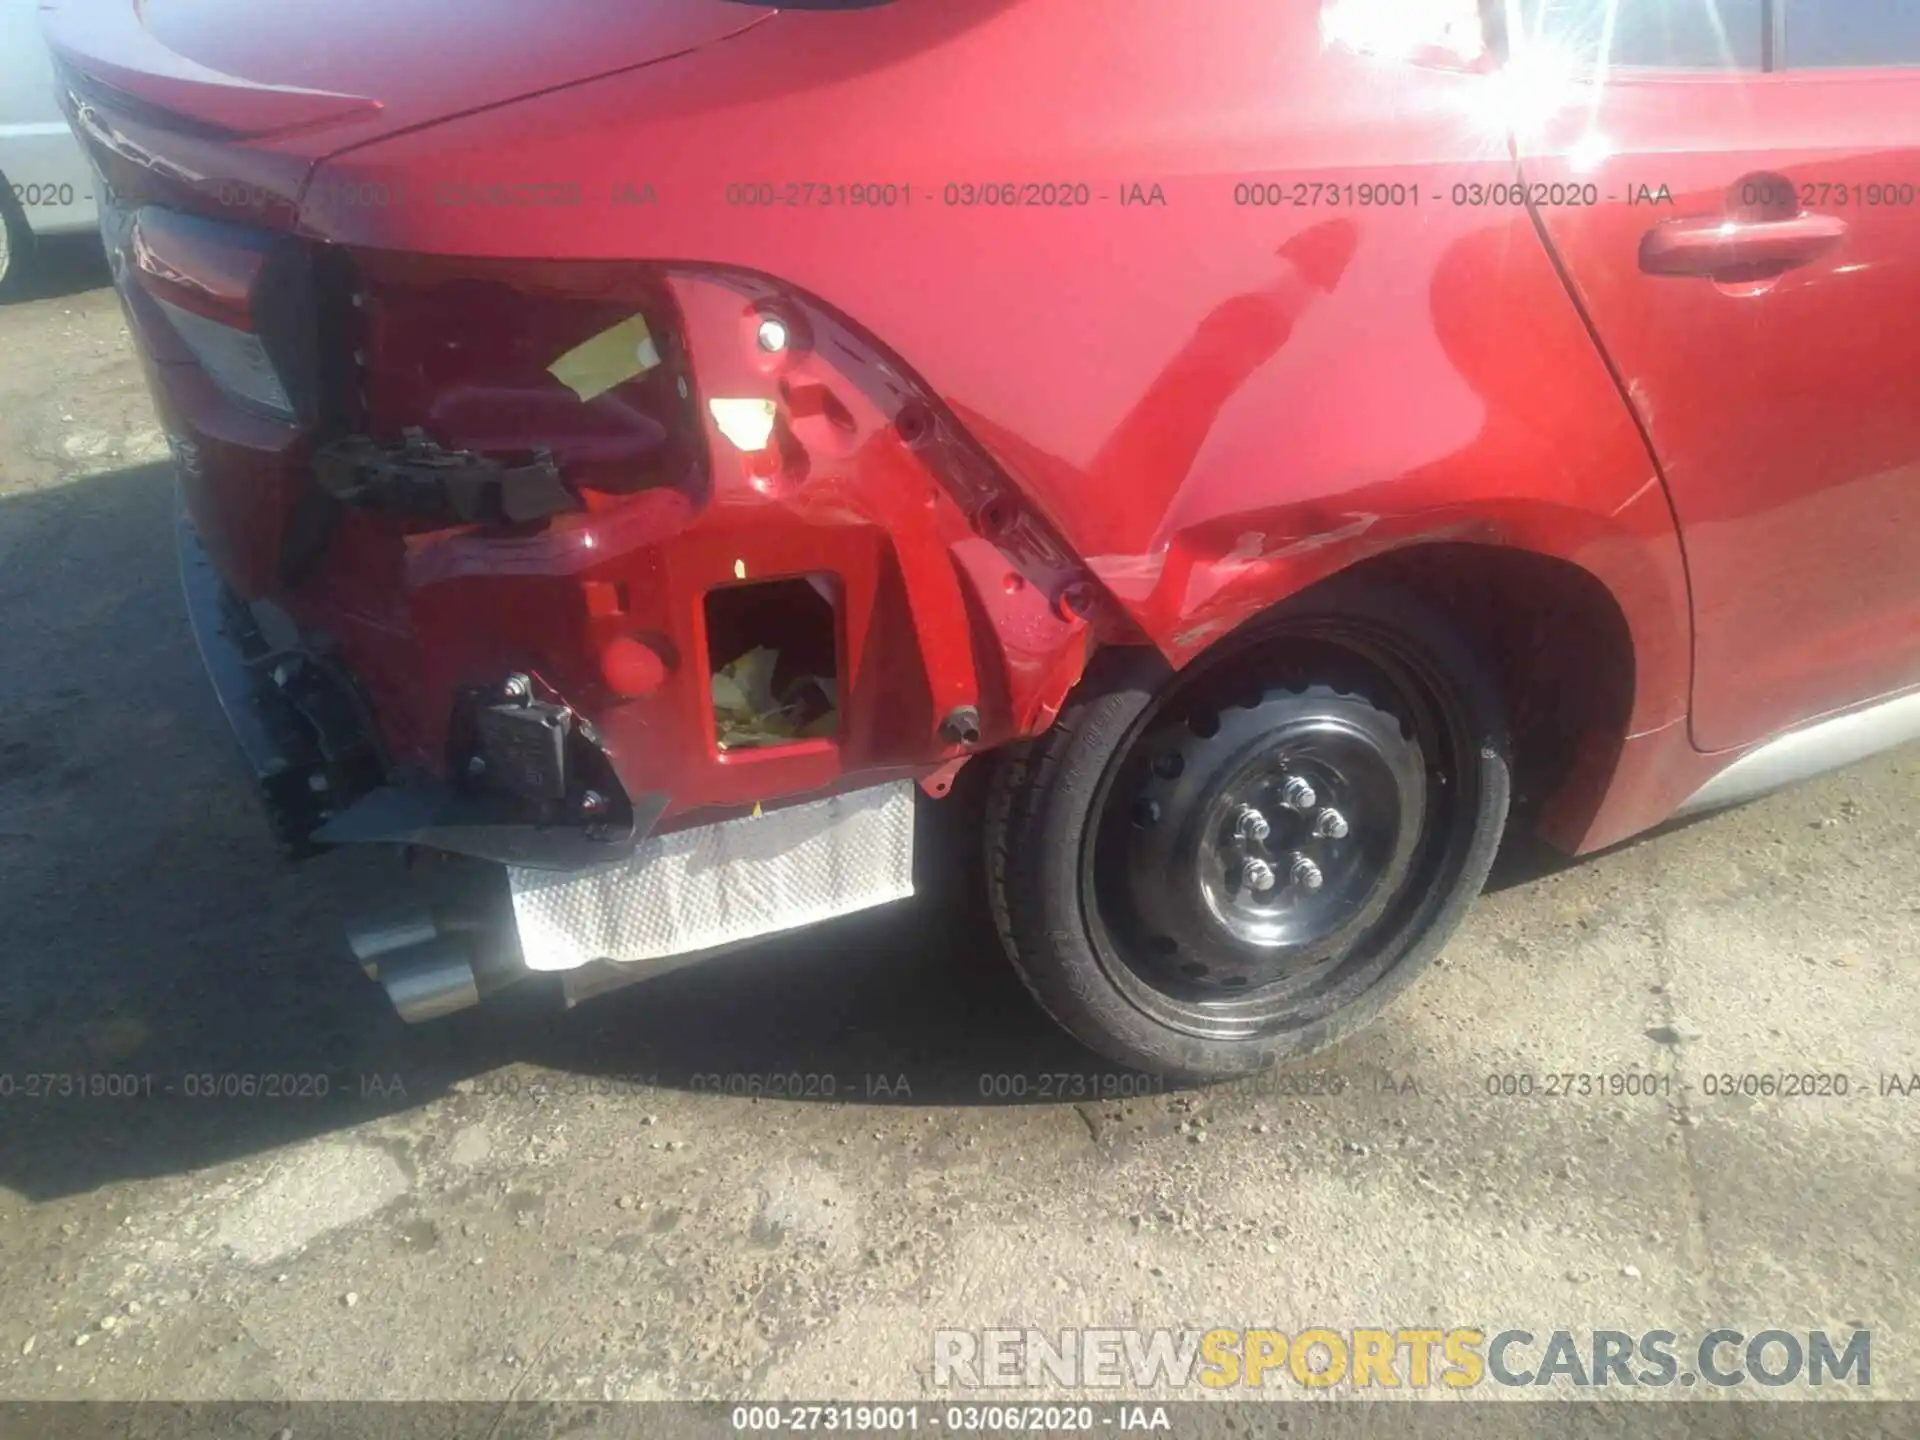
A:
41,0,1920,1078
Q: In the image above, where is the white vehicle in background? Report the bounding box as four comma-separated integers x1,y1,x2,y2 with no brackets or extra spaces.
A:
1,0,96,298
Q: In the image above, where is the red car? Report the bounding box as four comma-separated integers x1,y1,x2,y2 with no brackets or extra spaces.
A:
40,0,1920,1079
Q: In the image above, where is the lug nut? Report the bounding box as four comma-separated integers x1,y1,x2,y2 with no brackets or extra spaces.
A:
1313,808,1350,839
580,790,609,815
1289,854,1325,891
1279,775,1317,810
1241,857,1278,893
502,673,531,700
1234,804,1271,842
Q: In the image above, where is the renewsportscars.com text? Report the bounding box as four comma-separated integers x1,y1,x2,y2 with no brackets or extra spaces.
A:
933,1327,1871,1391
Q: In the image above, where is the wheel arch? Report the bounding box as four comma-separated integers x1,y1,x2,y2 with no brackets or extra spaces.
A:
1105,513,1690,857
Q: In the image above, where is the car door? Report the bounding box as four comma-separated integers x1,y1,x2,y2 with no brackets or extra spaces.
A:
1508,0,1920,752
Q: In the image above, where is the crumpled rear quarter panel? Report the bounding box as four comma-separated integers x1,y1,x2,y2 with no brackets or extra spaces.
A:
304,0,1690,758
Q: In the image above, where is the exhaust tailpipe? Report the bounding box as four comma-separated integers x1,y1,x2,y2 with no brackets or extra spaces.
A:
345,906,523,1023
378,936,483,1022
345,910,440,980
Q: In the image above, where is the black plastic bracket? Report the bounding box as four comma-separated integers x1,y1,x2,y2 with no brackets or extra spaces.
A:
311,782,667,871
176,499,384,858
311,671,664,871
312,428,578,527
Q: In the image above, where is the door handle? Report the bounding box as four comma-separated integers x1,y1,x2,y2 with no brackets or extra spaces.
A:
1639,212,1848,280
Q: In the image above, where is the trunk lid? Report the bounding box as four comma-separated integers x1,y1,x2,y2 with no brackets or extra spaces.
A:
40,0,774,147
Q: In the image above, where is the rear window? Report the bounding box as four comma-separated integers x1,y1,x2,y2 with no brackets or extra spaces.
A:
1782,0,1920,67
1510,0,1765,70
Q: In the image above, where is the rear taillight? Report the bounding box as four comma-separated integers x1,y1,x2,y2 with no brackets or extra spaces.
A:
348,256,701,505
128,207,306,422
149,295,297,420
1321,0,1488,67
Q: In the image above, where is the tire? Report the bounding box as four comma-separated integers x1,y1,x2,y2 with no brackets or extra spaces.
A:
0,176,38,303
984,578,1510,1082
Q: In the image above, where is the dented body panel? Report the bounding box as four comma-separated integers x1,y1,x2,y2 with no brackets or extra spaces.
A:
53,0,1728,862
294,0,1693,848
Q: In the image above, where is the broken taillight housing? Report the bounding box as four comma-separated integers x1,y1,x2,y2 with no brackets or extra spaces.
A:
149,294,296,419
127,206,323,424
347,256,705,507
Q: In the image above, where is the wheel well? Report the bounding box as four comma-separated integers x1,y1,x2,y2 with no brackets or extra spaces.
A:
1298,543,1637,836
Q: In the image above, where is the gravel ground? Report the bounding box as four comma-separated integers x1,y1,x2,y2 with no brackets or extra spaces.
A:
1,246,1917,1417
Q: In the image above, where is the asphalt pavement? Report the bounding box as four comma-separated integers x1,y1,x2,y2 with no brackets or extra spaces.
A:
1,248,1916,1423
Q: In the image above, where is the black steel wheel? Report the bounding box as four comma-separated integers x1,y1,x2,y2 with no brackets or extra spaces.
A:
986,579,1510,1080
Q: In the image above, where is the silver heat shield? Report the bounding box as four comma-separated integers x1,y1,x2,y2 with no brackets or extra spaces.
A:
506,780,916,974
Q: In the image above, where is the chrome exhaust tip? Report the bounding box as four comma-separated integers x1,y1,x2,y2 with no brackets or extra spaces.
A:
378,936,482,1023
345,909,440,980
347,898,531,1022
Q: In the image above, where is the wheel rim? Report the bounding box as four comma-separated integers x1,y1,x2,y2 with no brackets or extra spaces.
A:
1187,712,1423,960
1080,629,1462,1042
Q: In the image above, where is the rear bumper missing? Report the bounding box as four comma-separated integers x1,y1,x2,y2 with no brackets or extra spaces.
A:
179,487,662,869
129,199,1100,887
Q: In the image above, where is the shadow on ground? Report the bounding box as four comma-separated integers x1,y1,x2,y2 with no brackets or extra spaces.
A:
2,235,112,307
0,460,1598,1203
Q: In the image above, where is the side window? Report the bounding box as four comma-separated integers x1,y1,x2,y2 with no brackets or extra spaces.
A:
1783,1,1920,67
1514,0,1765,70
